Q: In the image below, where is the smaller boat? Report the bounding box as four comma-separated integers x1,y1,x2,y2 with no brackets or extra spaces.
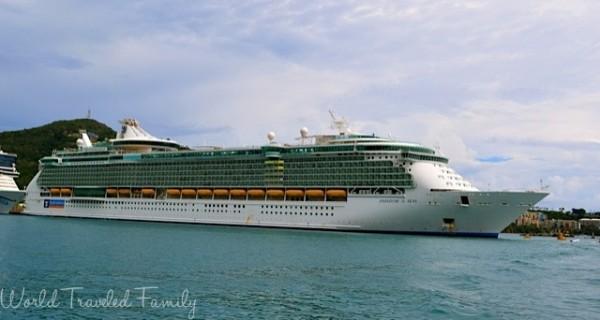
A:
141,188,155,198
247,189,265,200
50,188,61,197
107,188,118,197
286,189,304,199
181,189,197,199
213,189,229,199
60,188,72,197
266,189,284,200
0,149,26,214
118,188,132,198
569,239,580,243
230,189,247,199
166,188,181,198
305,189,325,201
197,189,213,199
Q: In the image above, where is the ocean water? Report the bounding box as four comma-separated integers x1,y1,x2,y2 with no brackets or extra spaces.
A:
0,215,599,319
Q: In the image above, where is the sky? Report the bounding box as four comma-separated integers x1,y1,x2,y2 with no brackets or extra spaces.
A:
1,0,599,211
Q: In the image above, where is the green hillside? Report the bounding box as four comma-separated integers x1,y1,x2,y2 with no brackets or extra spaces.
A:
0,119,116,188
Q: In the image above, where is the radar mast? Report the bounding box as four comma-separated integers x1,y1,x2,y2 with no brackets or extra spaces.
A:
329,110,351,135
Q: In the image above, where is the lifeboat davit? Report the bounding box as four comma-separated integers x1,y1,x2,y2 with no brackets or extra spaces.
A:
247,189,265,200
197,189,213,199
266,189,284,200
181,189,197,199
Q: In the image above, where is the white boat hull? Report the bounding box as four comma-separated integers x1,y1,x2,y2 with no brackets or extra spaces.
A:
23,176,547,237
0,190,26,214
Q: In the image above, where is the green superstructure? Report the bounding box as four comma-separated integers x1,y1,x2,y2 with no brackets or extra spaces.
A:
38,140,447,190
35,118,451,202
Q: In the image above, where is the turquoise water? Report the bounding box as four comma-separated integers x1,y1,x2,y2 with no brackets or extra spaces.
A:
0,215,599,319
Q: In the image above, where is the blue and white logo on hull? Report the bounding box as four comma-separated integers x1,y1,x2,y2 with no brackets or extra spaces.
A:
44,199,64,209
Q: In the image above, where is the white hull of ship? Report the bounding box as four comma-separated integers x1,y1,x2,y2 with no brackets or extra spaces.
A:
0,190,25,214
23,181,546,238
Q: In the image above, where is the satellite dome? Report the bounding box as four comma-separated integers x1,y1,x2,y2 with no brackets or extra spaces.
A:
300,127,309,138
267,131,276,142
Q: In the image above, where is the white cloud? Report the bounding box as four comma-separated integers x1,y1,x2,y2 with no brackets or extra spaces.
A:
1,0,600,210
354,92,600,210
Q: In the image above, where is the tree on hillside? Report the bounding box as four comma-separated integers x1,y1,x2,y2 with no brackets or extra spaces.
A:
0,119,116,188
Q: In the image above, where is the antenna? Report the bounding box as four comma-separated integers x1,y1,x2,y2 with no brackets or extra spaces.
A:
328,109,336,121
87,109,91,119
329,109,351,135
433,142,442,155
540,179,549,191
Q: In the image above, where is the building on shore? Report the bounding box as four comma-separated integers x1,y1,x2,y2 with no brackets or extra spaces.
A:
515,211,546,227
513,210,579,233
579,218,600,232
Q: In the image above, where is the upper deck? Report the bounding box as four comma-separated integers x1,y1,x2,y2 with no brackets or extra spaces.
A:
0,149,18,175
36,117,450,190
42,135,447,166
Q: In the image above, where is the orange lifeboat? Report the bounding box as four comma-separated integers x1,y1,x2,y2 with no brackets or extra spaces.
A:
266,189,284,200
50,188,61,197
286,189,304,200
326,189,347,201
60,188,72,197
141,188,155,198
230,189,247,199
118,189,131,198
166,189,181,198
247,189,265,200
213,189,229,199
306,189,325,201
106,188,118,197
197,189,213,199
181,189,197,199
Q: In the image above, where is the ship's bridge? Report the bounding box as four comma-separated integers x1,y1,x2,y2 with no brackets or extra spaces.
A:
298,129,474,191
0,149,18,176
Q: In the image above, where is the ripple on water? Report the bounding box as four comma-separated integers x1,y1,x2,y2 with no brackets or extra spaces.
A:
0,216,598,319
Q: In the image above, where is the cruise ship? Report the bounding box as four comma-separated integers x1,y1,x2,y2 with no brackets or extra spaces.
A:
0,149,25,214
23,115,548,237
